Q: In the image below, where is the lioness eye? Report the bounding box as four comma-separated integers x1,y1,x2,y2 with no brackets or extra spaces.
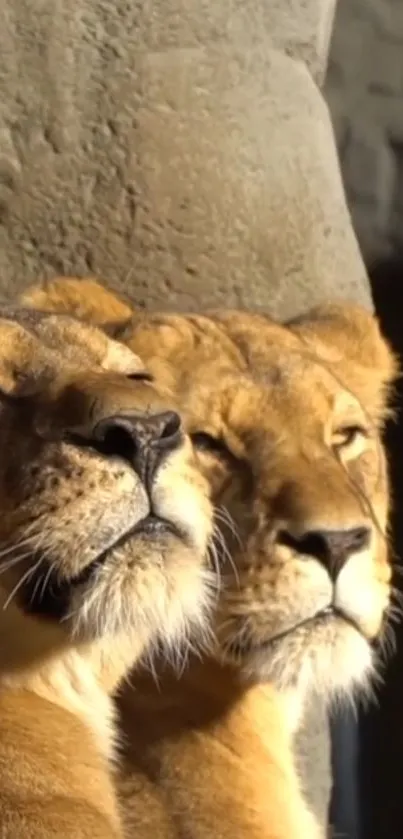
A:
126,371,154,383
191,431,232,459
333,425,367,448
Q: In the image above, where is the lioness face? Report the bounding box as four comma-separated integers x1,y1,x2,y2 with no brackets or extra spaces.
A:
20,280,397,702
0,307,213,666
116,305,396,700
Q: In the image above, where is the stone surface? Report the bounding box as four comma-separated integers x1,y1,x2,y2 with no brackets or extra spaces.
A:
0,1,370,318
326,0,403,263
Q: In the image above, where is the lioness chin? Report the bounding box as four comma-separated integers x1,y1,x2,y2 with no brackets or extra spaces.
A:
0,303,213,839
23,278,397,839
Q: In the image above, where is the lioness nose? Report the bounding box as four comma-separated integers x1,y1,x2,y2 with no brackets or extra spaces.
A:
278,526,371,580
92,410,182,482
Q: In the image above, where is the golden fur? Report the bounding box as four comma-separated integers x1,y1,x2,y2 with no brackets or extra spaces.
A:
21,276,133,327
0,302,213,838
24,278,397,839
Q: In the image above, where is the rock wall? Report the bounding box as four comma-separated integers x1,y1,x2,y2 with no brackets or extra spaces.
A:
325,0,403,263
0,0,371,321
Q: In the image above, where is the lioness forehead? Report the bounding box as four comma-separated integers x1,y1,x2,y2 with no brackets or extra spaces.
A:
0,304,90,344
0,306,94,369
0,304,53,332
0,305,144,396
131,311,344,395
126,311,373,441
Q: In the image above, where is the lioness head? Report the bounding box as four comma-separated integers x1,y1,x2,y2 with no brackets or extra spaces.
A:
0,303,213,675
22,279,397,701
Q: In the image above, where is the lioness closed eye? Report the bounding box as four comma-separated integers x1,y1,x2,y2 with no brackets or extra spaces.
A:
24,278,397,839
0,305,213,839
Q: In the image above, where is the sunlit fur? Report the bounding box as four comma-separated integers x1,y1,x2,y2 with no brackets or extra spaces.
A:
0,303,213,839
24,278,397,839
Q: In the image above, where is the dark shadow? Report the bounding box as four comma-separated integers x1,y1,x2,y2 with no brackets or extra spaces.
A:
359,255,403,839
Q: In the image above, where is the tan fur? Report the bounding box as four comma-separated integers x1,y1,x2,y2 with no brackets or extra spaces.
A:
24,278,397,839
0,301,213,838
117,660,321,839
21,276,133,326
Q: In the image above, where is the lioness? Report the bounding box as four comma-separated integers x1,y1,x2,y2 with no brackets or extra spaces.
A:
23,278,397,838
0,304,213,838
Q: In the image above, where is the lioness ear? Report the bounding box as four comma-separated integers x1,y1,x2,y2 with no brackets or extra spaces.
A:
19,277,133,326
287,302,399,426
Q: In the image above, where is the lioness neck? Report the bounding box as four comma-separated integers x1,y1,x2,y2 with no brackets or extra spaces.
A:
0,607,141,839
0,632,135,838
118,658,322,839
0,605,141,762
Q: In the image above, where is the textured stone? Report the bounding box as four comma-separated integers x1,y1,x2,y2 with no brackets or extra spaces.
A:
0,2,369,318
326,0,403,261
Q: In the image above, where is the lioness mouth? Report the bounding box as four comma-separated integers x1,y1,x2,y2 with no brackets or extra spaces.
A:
132,514,183,541
19,514,184,621
227,606,363,657
263,606,363,647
